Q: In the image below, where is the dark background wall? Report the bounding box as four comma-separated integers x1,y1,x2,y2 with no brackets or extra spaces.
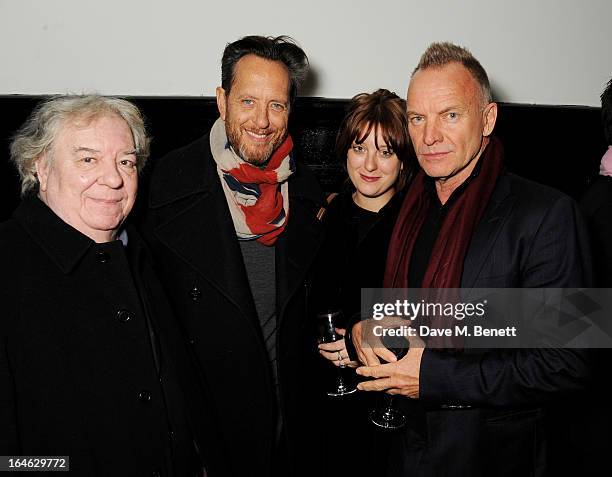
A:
0,96,606,222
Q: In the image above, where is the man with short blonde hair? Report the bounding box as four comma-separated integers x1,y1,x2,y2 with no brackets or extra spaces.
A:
353,42,592,476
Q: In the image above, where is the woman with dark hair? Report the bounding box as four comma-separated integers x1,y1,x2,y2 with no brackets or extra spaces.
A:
313,88,413,364
310,88,414,476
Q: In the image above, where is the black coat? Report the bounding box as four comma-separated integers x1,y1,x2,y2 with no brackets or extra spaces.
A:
390,173,593,477
310,190,403,477
578,174,612,475
311,190,403,319
144,134,326,477
0,197,201,477
581,175,612,286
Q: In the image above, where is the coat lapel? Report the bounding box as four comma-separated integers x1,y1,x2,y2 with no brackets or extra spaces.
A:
150,135,257,322
275,172,325,322
275,201,324,323
150,133,324,327
155,189,257,315
462,175,516,288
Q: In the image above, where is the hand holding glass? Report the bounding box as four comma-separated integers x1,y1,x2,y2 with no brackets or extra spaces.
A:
316,310,357,397
369,333,408,429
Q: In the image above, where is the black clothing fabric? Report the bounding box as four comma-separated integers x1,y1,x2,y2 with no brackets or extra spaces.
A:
310,190,404,477
581,175,612,286
311,191,404,318
144,133,326,477
0,197,201,477
390,172,593,477
409,161,482,288
408,200,440,289
577,174,612,476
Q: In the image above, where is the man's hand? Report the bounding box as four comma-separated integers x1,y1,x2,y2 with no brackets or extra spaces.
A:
350,319,399,366
318,328,359,368
355,336,425,399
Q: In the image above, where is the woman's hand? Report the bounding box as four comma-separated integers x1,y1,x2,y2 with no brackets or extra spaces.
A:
318,328,360,368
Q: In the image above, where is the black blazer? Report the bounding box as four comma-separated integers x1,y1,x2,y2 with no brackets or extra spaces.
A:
144,134,326,477
0,198,200,477
391,173,593,477
581,175,612,286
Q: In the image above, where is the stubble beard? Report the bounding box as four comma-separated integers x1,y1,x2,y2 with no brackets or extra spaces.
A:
225,121,283,167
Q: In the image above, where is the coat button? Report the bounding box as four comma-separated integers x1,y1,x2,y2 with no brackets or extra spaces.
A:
96,251,110,263
188,286,202,301
138,390,152,403
116,309,132,322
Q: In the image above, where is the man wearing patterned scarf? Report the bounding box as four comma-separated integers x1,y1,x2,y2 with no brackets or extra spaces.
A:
145,36,325,477
352,42,593,476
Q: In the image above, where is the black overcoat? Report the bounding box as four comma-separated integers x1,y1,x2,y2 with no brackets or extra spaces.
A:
144,133,326,477
0,197,201,477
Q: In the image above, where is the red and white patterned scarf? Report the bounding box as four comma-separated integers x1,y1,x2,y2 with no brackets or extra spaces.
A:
210,118,295,246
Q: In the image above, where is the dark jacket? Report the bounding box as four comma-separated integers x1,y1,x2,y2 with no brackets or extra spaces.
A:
581,174,612,286
144,134,326,477
391,173,593,477
310,190,403,477
578,174,612,475
311,190,403,320
0,197,201,477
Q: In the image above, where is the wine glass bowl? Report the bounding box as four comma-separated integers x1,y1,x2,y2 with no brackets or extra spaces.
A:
369,332,409,429
316,310,343,344
316,310,357,397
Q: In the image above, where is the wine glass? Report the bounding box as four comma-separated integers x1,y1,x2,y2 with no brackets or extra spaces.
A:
369,333,409,429
316,310,357,397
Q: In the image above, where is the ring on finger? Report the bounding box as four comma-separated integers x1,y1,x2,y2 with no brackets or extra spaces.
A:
337,351,342,361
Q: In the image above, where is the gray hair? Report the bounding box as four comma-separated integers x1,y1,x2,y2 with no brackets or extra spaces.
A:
413,42,493,104
10,95,150,195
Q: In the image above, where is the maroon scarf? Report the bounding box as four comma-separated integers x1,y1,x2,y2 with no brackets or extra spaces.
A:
385,137,504,289
383,137,504,348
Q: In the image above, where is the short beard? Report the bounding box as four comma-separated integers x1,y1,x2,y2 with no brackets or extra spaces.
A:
237,140,276,166
225,122,281,167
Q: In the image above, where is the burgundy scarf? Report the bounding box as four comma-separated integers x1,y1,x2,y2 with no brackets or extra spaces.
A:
385,137,504,289
383,137,504,348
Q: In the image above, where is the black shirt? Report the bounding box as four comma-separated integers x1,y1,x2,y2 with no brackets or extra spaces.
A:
409,159,483,287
